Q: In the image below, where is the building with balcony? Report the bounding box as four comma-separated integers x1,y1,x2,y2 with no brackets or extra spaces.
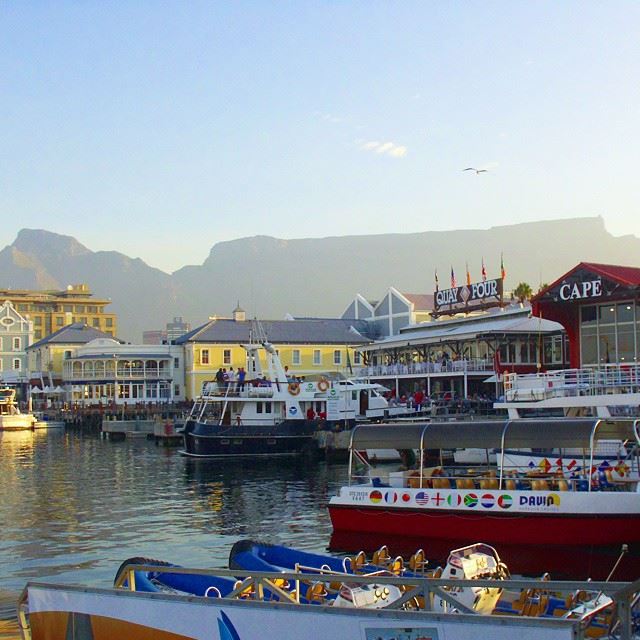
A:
357,304,567,400
62,338,185,406
0,300,33,387
0,284,117,341
175,306,370,400
26,322,121,388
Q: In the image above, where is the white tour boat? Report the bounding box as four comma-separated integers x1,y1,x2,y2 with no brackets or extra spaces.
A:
0,387,36,431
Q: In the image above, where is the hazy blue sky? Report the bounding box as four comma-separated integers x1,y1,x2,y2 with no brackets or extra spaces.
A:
1,2,639,272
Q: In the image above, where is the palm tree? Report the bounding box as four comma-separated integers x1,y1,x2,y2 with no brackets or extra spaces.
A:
513,282,533,303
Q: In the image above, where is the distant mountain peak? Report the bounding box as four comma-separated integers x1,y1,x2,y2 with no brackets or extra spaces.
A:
13,229,91,258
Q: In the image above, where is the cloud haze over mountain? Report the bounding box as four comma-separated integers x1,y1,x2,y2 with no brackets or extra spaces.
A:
1,217,638,341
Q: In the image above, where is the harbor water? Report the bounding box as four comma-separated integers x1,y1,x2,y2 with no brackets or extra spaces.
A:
0,428,346,600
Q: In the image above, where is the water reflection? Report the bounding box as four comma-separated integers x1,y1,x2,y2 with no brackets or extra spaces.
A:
0,430,347,596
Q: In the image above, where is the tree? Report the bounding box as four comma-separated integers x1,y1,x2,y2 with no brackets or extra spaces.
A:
513,282,533,303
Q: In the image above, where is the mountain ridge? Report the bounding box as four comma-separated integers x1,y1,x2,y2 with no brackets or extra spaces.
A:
1,216,638,341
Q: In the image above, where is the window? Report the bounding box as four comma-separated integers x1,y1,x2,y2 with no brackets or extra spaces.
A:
174,357,180,369
80,317,88,324
56,317,63,326
13,358,20,370
333,350,342,365
257,402,263,414
106,318,113,327
223,349,231,365
174,384,180,397
13,337,21,350
64,351,72,360
265,402,272,414
201,349,210,365
63,305,73,312
292,349,301,365
35,331,42,339
92,318,100,327
313,350,321,365
75,305,85,313
354,351,361,365
34,316,42,325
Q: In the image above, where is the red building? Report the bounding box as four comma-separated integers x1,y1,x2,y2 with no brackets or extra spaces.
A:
532,263,640,369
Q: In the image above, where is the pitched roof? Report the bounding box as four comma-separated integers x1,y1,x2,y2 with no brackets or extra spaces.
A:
533,262,640,302
175,318,370,345
402,293,435,311
27,323,121,349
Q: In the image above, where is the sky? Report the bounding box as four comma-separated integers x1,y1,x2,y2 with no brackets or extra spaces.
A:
1,2,639,273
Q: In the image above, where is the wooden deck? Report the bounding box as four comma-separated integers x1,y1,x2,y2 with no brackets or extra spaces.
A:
0,592,21,640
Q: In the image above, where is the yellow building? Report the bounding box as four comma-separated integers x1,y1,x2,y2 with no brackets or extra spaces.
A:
175,306,370,399
0,284,117,341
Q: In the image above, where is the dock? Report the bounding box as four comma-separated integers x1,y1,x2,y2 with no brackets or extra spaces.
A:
0,592,20,640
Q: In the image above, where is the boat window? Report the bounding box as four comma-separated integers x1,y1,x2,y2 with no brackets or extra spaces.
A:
256,402,263,414
265,402,272,414
221,439,230,445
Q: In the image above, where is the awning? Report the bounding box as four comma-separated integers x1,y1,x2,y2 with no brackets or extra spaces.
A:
483,374,500,383
348,418,640,451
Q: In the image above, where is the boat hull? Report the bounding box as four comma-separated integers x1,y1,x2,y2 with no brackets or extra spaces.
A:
329,504,640,580
0,416,36,431
24,582,586,640
182,419,316,458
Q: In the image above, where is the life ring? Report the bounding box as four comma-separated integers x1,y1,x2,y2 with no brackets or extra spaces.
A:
318,378,330,392
288,382,300,396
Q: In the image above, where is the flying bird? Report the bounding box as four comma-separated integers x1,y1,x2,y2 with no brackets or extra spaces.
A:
463,167,488,174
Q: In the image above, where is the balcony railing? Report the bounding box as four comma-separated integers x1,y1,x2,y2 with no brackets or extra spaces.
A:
360,358,493,377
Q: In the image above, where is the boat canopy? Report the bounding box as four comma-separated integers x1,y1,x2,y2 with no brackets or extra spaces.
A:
348,418,640,451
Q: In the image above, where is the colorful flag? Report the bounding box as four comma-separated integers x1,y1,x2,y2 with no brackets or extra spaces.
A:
500,253,506,280
434,268,439,292
481,258,487,282
465,262,471,286
450,266,456,288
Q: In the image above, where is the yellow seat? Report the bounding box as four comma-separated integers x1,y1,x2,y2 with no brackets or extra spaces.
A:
557,479,569,491
456,478,474,489
372,545,390,566
353,550,366,573
505,479,516,490
409,548,427,573
307,582,327,603
480,478,499,490
532,479,549,491
389,556,404,575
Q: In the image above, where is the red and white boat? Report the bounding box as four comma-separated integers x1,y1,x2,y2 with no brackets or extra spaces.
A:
328,418,640,580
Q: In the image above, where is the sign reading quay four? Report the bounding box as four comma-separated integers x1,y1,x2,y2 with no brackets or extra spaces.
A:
434,278,503,314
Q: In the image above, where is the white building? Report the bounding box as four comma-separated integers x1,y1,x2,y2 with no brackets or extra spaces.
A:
62,338,185,406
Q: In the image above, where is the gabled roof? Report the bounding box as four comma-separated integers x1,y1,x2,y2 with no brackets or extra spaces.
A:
402,293,434,311
533,262,640,302
27,323,121,350
175,318,370,345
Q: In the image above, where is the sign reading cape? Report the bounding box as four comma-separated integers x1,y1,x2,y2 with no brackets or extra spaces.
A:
434,278,503,315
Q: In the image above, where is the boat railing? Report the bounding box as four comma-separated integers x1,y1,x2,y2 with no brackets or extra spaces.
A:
110,561,640,633
505,364,640,401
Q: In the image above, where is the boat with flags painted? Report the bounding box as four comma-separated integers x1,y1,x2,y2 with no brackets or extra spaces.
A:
328,418,640,581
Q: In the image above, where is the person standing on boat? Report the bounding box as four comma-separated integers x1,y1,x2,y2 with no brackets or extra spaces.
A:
237,367,246,391
215,367,224,389
227,367,236,390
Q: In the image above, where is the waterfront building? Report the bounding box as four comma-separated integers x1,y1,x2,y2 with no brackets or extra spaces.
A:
0,300,33,387
532,262,640,368
62,338,185,406
341,288,433,338
357,304,567,400
26,322,120,388
0,284,117,341
176,306,369,400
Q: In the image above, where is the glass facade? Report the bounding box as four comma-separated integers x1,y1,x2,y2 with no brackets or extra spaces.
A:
580,301,638,364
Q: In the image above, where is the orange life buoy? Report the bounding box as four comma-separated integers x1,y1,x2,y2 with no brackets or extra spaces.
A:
318,378,330,392
288,382,300,396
